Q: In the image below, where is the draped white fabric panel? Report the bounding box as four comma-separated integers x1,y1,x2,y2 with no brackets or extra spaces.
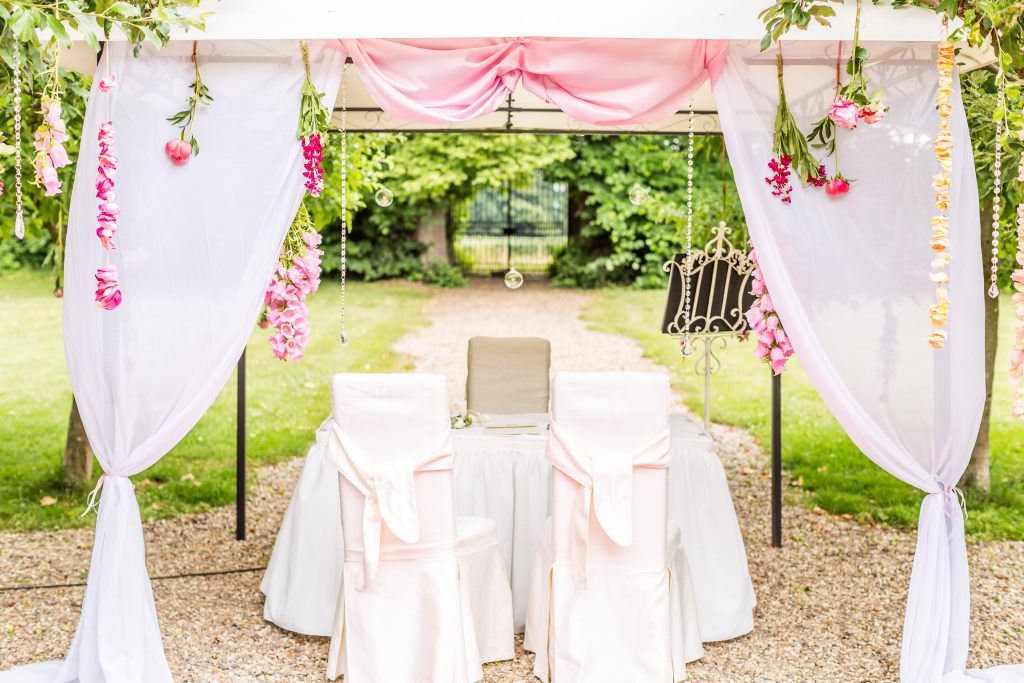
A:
717,41,1021,682
0,40,343,682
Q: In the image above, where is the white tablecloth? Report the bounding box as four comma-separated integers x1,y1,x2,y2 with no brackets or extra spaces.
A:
261,413,755,640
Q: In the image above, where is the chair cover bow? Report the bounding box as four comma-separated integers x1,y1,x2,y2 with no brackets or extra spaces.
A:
547,422,671,587
326,419,454,590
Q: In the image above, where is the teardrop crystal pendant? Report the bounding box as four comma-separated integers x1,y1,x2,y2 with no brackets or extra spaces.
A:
14,213,24,240
504,268,524,290
989,282,1000,299
679,337,695,358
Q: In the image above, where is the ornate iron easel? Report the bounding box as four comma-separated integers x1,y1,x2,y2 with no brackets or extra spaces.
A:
662,221,755,432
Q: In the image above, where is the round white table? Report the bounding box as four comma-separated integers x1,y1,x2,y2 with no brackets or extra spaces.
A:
261,412,755,640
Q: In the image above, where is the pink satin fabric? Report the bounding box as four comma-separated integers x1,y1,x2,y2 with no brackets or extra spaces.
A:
547,423,671,587
342,38,728,125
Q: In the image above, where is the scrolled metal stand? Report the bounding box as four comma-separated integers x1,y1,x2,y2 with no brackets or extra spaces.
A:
691,335,727,434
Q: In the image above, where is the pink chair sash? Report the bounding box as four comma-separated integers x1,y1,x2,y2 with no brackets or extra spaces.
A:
326,420,454,590
342,38,728,126
547,422,671,587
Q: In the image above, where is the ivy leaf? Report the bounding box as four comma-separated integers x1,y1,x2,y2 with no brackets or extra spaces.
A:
45,14,73,48
10,8,40,42
106,1,142,18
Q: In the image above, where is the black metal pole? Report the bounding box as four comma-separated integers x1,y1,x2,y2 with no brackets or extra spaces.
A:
236,347,246,541
771,372,782,548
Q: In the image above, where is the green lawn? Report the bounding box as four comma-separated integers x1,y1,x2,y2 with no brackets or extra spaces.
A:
0,271,429,531
586,289,1024,541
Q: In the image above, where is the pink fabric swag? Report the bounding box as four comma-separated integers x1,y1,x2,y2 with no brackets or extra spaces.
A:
342,38,728,125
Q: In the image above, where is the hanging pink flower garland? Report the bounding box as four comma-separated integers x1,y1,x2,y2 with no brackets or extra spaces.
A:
93,78,122,311
745,248,794,375
33,99,72,197
258,42,330,362
263,203,322,361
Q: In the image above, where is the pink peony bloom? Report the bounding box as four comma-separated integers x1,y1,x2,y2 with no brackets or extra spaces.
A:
94,265,123,310
829,98,860,129
98,75,117,92
826,177,851,197
165,138,193,166
859,104,887,125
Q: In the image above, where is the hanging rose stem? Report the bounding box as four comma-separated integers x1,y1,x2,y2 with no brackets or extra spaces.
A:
165,41,212,164
929,37,955,349
825,45,852,197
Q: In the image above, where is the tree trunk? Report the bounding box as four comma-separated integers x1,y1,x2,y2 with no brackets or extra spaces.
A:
62,397,94,488
961,200,997,493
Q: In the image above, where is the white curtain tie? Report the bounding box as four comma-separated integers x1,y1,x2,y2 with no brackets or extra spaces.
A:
547,422,671,587
80,473,131,517
944,485,969,522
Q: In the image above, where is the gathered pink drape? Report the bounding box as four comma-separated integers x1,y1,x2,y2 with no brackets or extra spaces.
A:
342,38,727,125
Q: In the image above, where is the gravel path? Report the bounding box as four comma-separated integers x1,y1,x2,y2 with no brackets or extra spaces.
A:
2,279,1023,682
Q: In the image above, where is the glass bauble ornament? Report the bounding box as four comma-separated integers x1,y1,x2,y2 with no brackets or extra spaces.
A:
504,268,524,290
375,187,394,207
628,183,649,206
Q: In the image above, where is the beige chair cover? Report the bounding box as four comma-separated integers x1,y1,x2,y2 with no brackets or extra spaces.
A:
466,336,551,414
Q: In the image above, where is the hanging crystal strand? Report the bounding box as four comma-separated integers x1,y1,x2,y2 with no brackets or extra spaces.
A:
680,99,696,358
990,38,1006,299
12,47,25,239
339,62,348,345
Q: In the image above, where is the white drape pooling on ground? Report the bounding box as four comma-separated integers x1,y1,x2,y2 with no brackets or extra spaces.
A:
717,41,1022,682
0,40,344,683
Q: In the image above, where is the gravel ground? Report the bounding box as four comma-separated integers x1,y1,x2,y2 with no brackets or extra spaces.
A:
2,279,1023,682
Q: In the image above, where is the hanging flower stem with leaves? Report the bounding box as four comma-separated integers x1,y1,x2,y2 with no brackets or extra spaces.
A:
807,0,887,156
166,41,212,165
928,39,955,350
33,43,72,197
768,52,826,203
298,41,331,197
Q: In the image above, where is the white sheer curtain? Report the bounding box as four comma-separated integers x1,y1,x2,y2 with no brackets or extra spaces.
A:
717,40,1023,682
0,40,343,682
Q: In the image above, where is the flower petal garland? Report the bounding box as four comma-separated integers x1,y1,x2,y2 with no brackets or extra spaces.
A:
929,40,955,350
94,264,123,311
1010,157,1024,421
745,248,794,375
263,203,322,361
93,77,121,312
95,121,119,250
33,99,72,196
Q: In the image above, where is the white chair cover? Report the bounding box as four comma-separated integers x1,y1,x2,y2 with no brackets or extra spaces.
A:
323,373,507,682
528,372,697,682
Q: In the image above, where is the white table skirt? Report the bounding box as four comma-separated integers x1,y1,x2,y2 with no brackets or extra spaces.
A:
261,413,755,640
